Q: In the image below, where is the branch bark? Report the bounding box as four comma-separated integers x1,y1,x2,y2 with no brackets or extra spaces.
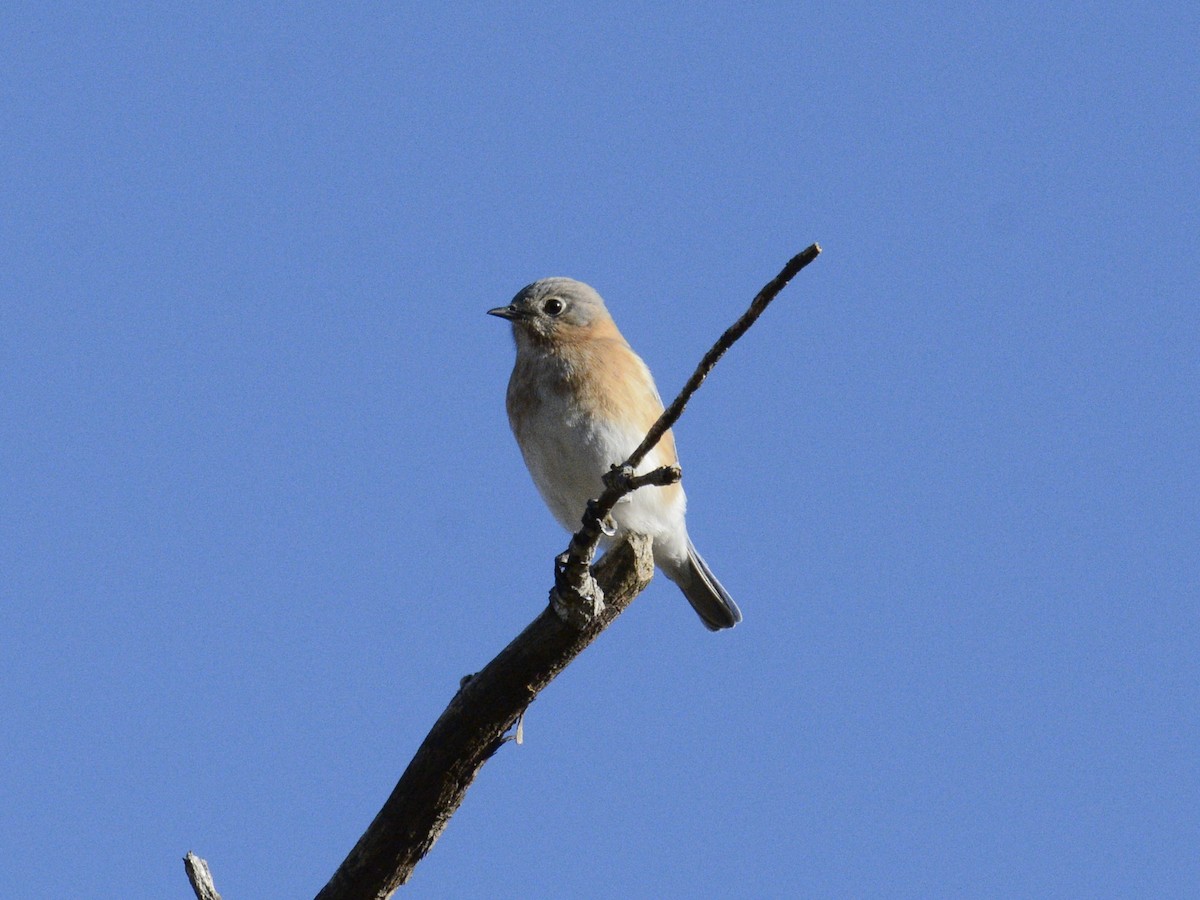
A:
313,534,656,899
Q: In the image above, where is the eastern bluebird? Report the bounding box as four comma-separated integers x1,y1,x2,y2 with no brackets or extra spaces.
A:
489,278,742,631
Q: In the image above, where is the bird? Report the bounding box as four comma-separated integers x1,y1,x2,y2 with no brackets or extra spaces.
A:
488,277,742,631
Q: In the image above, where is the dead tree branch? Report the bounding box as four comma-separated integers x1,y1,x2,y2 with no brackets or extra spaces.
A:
313,535,656,899
183,243,821,899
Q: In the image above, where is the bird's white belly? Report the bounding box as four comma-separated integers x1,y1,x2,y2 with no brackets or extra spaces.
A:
515,389,686,545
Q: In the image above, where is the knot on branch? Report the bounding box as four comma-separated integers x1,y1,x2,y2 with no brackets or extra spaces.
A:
550,577,605,628
601,463,636,493
550,549,605,628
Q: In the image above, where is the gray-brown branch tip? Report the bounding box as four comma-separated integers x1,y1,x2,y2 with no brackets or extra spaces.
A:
183,852,222,900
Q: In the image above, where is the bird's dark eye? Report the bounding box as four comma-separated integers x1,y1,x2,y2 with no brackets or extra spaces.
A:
543,298,564,316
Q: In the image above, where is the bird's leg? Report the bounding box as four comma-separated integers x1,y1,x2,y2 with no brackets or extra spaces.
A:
585,498,618,536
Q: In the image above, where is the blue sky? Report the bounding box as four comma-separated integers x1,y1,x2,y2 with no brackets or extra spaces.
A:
3,3,1197,898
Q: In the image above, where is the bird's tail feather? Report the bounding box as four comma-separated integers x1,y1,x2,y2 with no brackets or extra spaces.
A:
668,538,742,631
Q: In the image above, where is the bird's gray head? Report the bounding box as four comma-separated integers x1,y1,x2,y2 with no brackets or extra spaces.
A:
487,278,615,347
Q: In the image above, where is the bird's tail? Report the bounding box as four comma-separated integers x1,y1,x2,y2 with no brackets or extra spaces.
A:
664,538,742,631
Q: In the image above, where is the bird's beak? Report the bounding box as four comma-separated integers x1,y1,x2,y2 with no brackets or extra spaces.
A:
487,305,522,321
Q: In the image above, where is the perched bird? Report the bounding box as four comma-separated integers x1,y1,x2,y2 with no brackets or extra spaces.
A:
489,278,742,631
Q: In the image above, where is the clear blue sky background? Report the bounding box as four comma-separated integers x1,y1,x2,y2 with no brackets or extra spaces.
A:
3,4,1196,898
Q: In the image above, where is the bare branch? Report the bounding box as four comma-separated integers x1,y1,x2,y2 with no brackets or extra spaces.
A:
554,243,822,618
184,853,222,900
181,246,821,899
629,242,822,471
313,535,656,900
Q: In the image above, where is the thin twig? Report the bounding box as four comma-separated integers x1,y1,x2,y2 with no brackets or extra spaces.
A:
628,242,822,470
554,243,822,613
184,852,222,900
